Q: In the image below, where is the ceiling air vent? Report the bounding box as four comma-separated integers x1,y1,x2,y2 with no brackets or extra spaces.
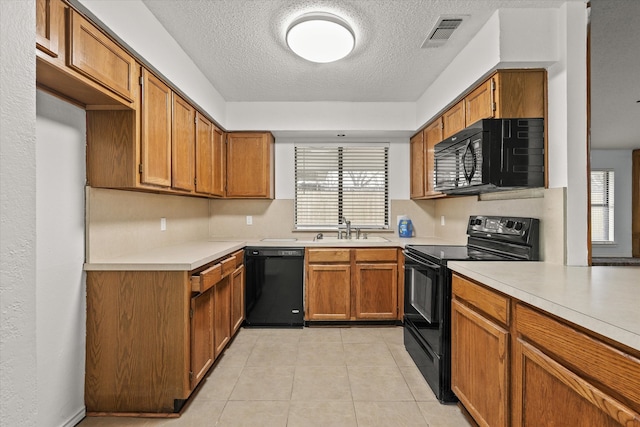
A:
421,17,463,48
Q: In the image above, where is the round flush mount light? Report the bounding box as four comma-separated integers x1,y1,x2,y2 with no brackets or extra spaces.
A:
286,12,355,63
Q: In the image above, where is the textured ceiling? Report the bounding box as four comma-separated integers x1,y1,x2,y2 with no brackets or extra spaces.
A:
140,0,638,149
141,0,574,102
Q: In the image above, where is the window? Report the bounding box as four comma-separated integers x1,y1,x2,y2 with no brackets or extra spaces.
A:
590,170,615,243
295,145,389,229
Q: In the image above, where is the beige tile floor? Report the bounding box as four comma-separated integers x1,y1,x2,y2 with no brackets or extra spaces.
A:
77,327,471,427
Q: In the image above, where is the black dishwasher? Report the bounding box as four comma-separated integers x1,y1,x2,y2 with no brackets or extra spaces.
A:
244,247,304,327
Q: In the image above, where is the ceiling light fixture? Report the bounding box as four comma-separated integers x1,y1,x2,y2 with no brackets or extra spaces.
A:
286,12,355,63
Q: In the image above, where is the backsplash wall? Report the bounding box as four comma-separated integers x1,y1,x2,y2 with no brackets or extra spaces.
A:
86,187,209,262
208,199,437,240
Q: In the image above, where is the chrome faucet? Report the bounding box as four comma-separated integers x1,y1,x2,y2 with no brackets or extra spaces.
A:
340,216,352,239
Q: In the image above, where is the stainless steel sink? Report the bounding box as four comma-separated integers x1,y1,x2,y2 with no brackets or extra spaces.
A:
314,236,389,242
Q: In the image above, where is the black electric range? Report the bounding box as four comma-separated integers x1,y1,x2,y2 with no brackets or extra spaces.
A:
403,215,539,403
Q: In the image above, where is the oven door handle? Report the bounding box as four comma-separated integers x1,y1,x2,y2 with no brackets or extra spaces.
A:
403,252,441,270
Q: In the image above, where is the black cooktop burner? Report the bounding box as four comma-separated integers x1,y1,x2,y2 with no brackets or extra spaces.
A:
406,244,517,265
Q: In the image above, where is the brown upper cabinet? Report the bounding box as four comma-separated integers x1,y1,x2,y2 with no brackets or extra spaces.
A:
443,99,466,139
226,132,275,199
36,0,61,58
409,131,426,199
36,0,137,108
212,126,226,197
410,118,444,200
410,69,546,200
67,9,136,103
140,68,172,188
171,94,196,192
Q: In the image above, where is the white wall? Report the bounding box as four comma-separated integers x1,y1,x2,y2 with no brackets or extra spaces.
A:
0,0,37,425
36,92,87,427
591,150,634,257
77,0,227,127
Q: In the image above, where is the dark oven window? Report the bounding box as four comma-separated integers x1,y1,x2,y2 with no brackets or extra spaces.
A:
405,258,439,324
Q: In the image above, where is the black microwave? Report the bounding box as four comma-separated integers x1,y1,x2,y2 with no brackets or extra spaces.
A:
434,118,544,195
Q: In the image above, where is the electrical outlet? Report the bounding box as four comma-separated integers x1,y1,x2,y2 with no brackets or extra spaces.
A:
440,215,445,226
160,217,167,231
246,215,253,225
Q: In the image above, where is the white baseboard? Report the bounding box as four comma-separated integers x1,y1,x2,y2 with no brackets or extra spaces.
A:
62,407,86,427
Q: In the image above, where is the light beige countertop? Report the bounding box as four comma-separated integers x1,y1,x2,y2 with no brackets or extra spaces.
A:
83,236,456,271
84,240,246,271
448,261,640,351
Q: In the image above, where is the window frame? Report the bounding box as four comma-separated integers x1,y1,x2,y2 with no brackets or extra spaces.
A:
294,144,390,230
590,169,615,244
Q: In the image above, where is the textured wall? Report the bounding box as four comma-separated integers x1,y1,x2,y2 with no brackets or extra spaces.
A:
0,0,38,425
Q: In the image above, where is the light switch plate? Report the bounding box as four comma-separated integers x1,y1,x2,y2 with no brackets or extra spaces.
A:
246,215,253,225
160,217,167,231
440,215,445,226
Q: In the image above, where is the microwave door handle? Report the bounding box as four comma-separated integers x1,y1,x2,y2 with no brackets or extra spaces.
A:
462,142,477,183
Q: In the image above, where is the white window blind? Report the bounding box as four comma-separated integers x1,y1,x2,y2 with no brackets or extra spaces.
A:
590,170,615,243
295,146,389,229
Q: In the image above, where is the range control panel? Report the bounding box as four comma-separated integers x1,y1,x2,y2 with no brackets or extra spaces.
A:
467,215,538,242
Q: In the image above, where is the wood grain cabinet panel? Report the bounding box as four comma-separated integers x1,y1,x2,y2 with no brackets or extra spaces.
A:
36,0,61,58
451,298,509,427
466,77,495,125
226,132,274,198
190,287,214,390
442,100,466,139
410,131,426,199
423,118,444,197
306,264,351,321
353,263,397,320
195,113,214,195
141,69,172,188
68,9,136,102
212,126,226,197
513,338,640,427
171,94,196,192
214,276,232,357
231,264,245,335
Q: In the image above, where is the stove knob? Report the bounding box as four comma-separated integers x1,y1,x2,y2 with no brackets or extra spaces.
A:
475,218,482,225
469,218,475,226
515,222,523,231
506,220,515,228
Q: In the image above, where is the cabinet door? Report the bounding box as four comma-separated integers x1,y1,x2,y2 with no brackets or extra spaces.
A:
141,69,172,187
410,131,426,199
423,118,443,197
226,132,273,198
451,299,509,427
494,70,545,118
190,287,214,390
354,263,397,320
513,339,639,427
36,0,60,58
231,265,245,335
442,100,466,139
172,94,195,192
214,276,232,357
68,10,136,102
212,127,226,197
195,113,213,195
465,77,495,125
306,264,351,321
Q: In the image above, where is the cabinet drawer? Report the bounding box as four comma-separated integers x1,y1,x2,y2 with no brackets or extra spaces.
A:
68,10,136,102
354,248,397,262
515,303,640,413
232,249,244,267
307,249,350,263
452,274,509,326
191,263,221,293
220,256,236,277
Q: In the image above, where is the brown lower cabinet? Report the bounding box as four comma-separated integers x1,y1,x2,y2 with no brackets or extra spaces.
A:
451,274,640,427
305,248,401,321
85,250,244,415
